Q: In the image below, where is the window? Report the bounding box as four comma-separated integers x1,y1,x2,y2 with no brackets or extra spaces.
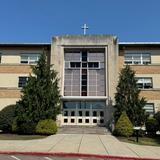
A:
71,119,75,123
93,111,97,117
21,54,40,64
82,51,87,61
100,119,104,124
88,62,99,68
82,69,87,75
124,53,151,65
71,111,75,116
136,77,152,89
79,111,82,116
93,119,97,123
85,111,90,116
63,111,68,116
64,119,68,123
82,62,87,68
0,53,1,63
144,103,154,116
100,111,104,117
78,119,82,123
18,77,28,88
70,62,81,68
81,91,87,96
85,119,89,123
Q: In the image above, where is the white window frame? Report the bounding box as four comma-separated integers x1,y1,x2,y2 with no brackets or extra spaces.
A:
20,54,40,64
88,61,100,69
144,103,155,116
136,77,153,89
124,53,151,65
69,61,81,68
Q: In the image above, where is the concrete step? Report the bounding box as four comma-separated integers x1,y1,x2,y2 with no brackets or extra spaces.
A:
57,126,111,135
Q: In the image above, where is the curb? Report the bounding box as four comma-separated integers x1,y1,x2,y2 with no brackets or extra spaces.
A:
0,151,159,160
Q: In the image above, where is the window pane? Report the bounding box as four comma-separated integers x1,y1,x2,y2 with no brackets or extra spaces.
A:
144,103,154,115
82,62,87,68
79,111,82,116
70,62,81,68
21,54,40,64
88,62,99,68
136,77,152,89
30,56,38,61
18,77,28,88
21,55,28,64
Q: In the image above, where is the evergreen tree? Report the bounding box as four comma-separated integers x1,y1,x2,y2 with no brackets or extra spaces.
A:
114,65,146,126
114,111,133,137
14,53,61,134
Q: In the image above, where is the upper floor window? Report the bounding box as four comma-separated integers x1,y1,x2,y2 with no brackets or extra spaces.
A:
88,62,99,68
136,77,152,89
69,61,99,69
70,62,81,68
124,53,151,65
82,51,87,61
21,54,40,64
18,76,29,88
144,103,155,116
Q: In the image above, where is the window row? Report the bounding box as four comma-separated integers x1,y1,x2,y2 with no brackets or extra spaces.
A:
124,53,151,65
20,54,40,64
63,118,104,124
63,101,106,109
0,54,40,64
69,62,99,68
63,110,104,117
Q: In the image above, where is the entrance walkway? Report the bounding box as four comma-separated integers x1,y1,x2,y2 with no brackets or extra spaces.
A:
57,126,110,135
0,134,160,159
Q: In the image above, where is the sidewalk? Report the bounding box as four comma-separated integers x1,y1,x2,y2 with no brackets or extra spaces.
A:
0,134,160,159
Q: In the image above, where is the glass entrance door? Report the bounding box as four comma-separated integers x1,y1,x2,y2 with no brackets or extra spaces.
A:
62,101,105,125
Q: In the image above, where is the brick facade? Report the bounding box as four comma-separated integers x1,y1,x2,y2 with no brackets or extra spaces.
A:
0,89,21,98
0,65,32,73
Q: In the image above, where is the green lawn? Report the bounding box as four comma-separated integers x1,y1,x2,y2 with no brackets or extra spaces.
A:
0,133,47,140
117,136,160,146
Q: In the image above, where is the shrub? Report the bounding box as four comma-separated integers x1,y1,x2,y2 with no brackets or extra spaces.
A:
114,112,133,137
154,111,160,130
36,119,57,135
133,129,146,137
12,119,37,135
0,104,16,132
145,117,159,136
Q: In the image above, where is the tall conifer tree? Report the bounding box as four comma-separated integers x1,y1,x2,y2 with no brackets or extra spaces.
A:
14,53,61,133
114,65,146,126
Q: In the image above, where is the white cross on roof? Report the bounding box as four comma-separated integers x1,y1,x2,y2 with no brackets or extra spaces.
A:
81,24,89,35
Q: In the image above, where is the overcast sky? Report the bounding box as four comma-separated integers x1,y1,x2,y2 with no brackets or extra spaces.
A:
0,0,160,43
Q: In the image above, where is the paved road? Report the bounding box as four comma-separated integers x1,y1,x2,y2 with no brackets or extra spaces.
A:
0,155,105,160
